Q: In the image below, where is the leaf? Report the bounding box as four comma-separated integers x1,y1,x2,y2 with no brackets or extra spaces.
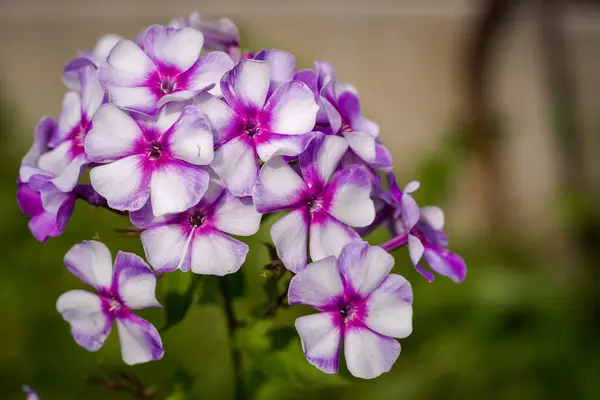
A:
263,242,279,262
236,321,349,389
161,272,201,332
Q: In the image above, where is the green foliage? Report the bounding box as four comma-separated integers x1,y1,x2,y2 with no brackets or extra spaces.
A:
161,272,201,332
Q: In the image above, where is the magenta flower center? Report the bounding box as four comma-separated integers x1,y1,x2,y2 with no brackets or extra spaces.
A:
160,78,176,94
244,120,260,137
306,196,323,213
189,212,206,228
339,302,359,323
147,142,163,160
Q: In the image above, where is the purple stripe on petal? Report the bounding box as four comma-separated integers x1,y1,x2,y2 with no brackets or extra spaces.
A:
221,60,270,113
344,322,400,379
295,312,342,374
288,256,343,308
423,247,467,283
112,251,161,310
115,311,164,365
17,183,44,218
299,133,348,190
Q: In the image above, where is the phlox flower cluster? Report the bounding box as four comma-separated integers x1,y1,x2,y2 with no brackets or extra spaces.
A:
17,12,466,385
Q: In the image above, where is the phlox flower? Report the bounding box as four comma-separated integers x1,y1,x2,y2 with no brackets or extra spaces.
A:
381,174,467,283
253,133,375,272
57,241,164,365
85,103,214,216
22,386,40,400
63,34,122,90
130,173,261,275
36,65,104,192
99,24,234,115
195,58,319,196
289,241,413,379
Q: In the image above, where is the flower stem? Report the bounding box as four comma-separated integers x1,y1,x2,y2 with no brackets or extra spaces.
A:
379,233,409,253
218,276,245,400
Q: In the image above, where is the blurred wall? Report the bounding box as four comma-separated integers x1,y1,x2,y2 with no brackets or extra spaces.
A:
1,0,599,243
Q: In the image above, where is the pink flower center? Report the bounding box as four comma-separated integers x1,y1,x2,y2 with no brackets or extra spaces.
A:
189,212,206,227
160,78,176,93
108,298,121,313
147,142,163,160
244,120,260,137
307,196,323,213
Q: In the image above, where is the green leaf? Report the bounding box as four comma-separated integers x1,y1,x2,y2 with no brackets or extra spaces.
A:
236,321,349,389
161,272,201,332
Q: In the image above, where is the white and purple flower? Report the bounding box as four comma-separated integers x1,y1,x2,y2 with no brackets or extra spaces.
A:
195,59,319,196
289,241,413,379
56,241,164,365
63,34,122,90
36,65,104,192
99,25,234,115
380,174,467,283
130,174,261,275
85,103,214,216
253,133,375,272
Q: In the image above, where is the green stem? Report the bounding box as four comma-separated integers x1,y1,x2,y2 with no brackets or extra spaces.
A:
218,277,244,400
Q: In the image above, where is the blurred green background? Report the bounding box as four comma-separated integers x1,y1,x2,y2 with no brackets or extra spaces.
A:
1,1,600,399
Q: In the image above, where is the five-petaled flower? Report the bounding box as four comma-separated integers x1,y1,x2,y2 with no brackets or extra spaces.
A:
85,103,214,216
56,241,164,365
99,24,234,115
130,173,261,275
196,58,319,196
381,174,467,283
253,133,375,273
289,241,413,379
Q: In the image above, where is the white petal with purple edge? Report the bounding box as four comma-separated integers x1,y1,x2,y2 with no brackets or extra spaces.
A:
338,241,394,298
221,60,269,111
288,256,343,307
56,290,113,351
37,141,71,177
344,324,400,379
364,274,413,338
165,106,214,165
252,156,307,213
116,312,164,365
295,312,341,374
300,134,348,188
90,155,150,211
423,248,467,283
64,240,113,290
254,49,296,90
309,213,360,264
211,135,258,197
106,86,158,115
51,154,88,192
150,161,209,216
255,132,315,162
144,26,204,71
324,166,374,227
184,51,234,96
85,104,144,162
271,208,309,273
56,92,82,145
93,34,122,62
401,193,421,231
194,92,238,146
99,39,155,86
190,230,248,275
211,192,261,236
22,117,55,167
263,81,319,134
141,225,192,272
130,200,180,229
420,206,445,231
342,131,376,164
408,234,424,265
113,251,161,309
80,65,104,118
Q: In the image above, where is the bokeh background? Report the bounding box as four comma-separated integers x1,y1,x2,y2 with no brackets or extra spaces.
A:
1,0,600,398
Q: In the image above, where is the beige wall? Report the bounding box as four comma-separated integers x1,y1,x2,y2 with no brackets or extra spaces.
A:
1,0,599,242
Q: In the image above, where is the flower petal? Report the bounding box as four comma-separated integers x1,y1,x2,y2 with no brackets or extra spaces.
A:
262,81,319,135
423,248,467,283
211,191,261,236
106,86,158,115
99,39,155,87
255,132,315,162
51,155,88,193
363,274,413,338
252,156,307,213
194,92,238,146
164,105,214,165
309,212,360,264
420,206,445,231
112,251,160,309
129,200,180,229
401,192,420,231
143,25,204,71
150,161,209,216
37,141,72,178
342,131,376,164
64,240,113,290
344,323,400,379
408,234,424,265
89,155,150,212
190,229,248,275
221,60,270,112
271,208,309,273
22,117,55,167
300,133,348,189
80,65,104,118
56,290,113,351
295,312,341,374
338,241,394,298
337,91,379,137
116,312,164,365
323,166,374,227
211,135,258,197
254,49,296,92
85,104,144,162
182,51,234,96
54,92,82,146
288,256,344,308
141,225,192,272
